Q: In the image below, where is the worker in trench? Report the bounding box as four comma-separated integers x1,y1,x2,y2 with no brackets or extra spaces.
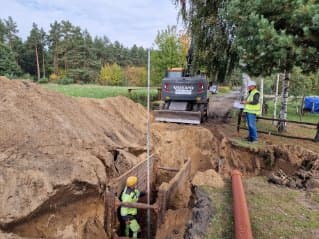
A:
241,80,261,143
120,176,145,238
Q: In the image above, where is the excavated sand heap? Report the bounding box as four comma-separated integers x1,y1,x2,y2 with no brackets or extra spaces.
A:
0,77,148,238
0,77,221,239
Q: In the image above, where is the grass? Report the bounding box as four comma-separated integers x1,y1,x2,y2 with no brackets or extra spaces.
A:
256,120,316,138
264,98,319,124
307,190,319,204
42,84,159,106
230,137,265,149
246,177,319,239
203,183,234,239
203,177,319,239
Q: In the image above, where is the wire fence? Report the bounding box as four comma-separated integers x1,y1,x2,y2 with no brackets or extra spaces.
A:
237,110,319,142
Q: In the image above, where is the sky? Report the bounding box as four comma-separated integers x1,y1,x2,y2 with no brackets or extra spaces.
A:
0,0,181,47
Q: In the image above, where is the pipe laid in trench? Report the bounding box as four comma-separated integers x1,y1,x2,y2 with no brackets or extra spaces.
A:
231,170,253,239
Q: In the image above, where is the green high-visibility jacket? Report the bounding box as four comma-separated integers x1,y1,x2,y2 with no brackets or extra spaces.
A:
244,88,261,115
120,186,140,216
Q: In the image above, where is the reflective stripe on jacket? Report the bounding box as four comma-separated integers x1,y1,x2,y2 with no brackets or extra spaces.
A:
120,186,140,216
243,89,261,115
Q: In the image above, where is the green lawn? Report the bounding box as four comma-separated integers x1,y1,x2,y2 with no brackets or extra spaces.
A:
264,97,318,124
42,84,159,105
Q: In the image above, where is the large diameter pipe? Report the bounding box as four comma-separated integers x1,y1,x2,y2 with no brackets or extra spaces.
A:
231,170,253,239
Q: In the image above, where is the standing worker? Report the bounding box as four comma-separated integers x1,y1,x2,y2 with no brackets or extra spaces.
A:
241,80,261,143
120,176,143,238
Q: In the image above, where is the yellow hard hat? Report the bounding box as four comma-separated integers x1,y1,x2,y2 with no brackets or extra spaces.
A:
126,176,138,187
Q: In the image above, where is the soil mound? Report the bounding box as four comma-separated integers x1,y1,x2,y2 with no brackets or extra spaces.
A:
192,170,224,188
266,145,319,189
152,123,220,174
0,77,147,237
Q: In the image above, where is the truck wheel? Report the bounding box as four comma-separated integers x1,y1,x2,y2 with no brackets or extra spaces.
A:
200,104,208,122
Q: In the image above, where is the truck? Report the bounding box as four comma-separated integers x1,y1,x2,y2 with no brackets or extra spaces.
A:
154,67,209,124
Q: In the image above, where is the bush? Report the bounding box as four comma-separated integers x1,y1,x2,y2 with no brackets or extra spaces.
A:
68,68,98,84
99,63,124,86
49,73,59,82
19,73,33,80
124,66,147,86
57,77,74,85
4,73,14,79
38,78,49,84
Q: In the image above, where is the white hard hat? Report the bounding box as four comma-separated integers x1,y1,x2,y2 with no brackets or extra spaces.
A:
248,80,256,87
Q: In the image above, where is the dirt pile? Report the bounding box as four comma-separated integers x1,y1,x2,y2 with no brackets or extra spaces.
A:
192,170,224,188
266,145,319,189
0,77,148,238
0,77,224,239
218,134,319,189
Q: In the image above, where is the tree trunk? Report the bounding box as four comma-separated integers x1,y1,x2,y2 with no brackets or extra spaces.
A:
273,74,280,125
35,46,40,82
260,78,264,116
53,46,58,74
64,58,67,73
214,71,218,82
42,50,46,79
278,71,290,132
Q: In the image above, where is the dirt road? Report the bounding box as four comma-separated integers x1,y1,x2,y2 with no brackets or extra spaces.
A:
208,90,240,118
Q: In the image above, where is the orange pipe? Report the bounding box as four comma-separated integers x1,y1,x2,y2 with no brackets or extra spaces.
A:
231,170,253,239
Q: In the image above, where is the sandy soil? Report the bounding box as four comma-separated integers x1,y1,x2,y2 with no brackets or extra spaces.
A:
1,78,318,239
0,77,150,238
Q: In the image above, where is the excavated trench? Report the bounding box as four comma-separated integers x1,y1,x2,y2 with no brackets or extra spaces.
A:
2,120,319,239
151,121,319,239
1,78,319,239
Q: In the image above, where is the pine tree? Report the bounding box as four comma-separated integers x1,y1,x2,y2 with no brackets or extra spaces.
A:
4,17,19,50
26,23,43,81
48,21,62,74
0,43,20,76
